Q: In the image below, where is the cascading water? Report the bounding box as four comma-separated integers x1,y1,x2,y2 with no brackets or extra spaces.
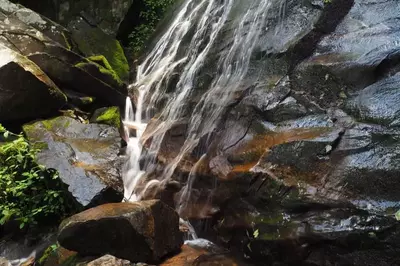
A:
122,0,271,238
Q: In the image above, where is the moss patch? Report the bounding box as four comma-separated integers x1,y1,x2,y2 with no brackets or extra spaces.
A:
91,106,121,128
75,55,123,87
71,22,129,81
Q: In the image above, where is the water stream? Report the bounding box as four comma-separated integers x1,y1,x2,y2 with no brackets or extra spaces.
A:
122,0,271,238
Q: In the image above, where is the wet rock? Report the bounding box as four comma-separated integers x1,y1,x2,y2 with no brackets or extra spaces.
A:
23,116,123,207
0,0,128,106
328,127,400,202
58,201,183,263
29,52,127,106
69,16,129,82
346,75,400,127
0,45,66,121
7,6,74,50
209,156,233,180
277,114,335,129
261,129,343,173
86,255,135,266
14,0,135,37
160,243,240,266
241,77,291,115
240,77,309,123
291,0,400,108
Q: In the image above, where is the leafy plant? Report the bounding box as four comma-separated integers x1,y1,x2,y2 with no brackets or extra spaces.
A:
0,124,73,229
127,0,177,55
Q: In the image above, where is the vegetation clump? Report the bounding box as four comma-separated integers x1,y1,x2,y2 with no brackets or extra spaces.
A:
127,0,177,55
0,124,73,229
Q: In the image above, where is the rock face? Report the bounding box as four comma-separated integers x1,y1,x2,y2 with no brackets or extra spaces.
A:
58,201,183,263
23,116,123,207
13,0,135,37
136,0,400,265
346,75,400,127
0,0,128,122
0,45,66,121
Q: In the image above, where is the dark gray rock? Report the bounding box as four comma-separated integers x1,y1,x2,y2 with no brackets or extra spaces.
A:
23,116,123,207
290,0,400,108
261,129,343,172
346,75,400,127
14,0,134,37
0,46,66,121
58,201,183,263
328,127,400,202
0,0,128,106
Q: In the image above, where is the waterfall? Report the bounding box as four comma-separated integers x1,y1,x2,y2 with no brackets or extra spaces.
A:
122,0,270,236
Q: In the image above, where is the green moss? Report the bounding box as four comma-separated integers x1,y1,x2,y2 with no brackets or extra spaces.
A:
75,56,123,87
38,244,58,265
72,26,129,81
32,141,48,150
93,106,121,128
61,32,72,51
40,117,71,131
81,97,94,105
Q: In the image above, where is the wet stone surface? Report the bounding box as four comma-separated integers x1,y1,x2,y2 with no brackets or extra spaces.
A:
23,116,123,207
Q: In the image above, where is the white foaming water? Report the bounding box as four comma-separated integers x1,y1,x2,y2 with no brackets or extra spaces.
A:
123,0,271,238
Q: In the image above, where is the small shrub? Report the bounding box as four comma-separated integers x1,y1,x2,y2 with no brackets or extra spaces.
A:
0,124,73,229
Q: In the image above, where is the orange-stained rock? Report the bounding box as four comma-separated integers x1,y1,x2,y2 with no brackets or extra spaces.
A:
58,201,183,264
161,245,238,266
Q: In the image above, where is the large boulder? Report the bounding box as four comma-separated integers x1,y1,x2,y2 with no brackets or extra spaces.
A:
58,201,183,263
0,45,66,121
23,116,123,207
0,0,128,106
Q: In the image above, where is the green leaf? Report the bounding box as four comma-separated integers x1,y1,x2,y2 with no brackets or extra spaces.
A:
3,131,9,138
253,229,259,238
395,210,400,221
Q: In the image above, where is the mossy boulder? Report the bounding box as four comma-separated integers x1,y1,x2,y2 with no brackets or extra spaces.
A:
90,107,121,128
69,17,129,82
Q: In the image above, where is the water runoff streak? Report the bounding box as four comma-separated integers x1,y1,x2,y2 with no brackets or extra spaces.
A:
123,0,270,238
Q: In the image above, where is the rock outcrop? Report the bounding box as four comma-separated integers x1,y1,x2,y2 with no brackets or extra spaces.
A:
0,0,128,122
23,116,123,207
137,0,400,265
58,201,183,263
